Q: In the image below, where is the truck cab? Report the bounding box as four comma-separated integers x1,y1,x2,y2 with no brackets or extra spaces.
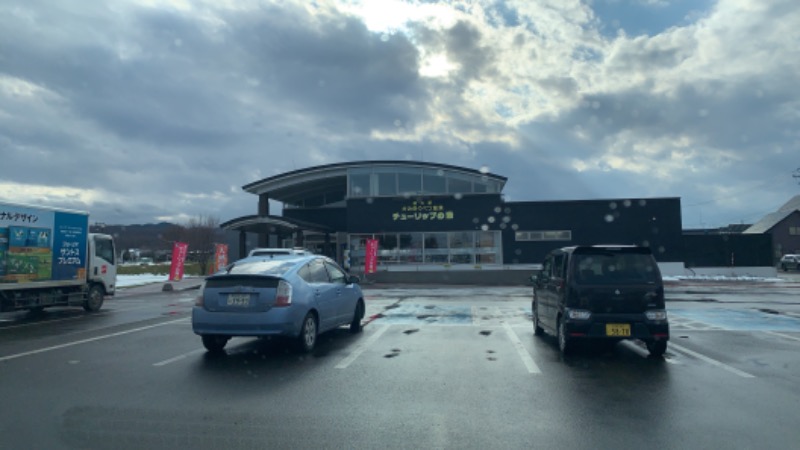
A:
89,233,116,297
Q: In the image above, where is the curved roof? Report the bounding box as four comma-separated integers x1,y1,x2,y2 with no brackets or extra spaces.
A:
242,160,507,204
221,215,333,235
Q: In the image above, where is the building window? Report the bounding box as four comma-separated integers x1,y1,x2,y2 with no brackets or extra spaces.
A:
515,230,572,241
446,173,472,195
422,169,446,194
475,231,499,264
377,172,397,196
398,233,423,264
790,226,800,235
398,171,422,195
348,231,502,268
349,173,370,197
449,231,474,264
423,232,448,263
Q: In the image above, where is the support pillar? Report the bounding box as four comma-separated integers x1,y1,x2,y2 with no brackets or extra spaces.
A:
238,230,247,260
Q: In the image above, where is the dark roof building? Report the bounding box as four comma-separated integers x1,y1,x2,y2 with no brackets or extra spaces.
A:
223,161,685,282
744,194,800,259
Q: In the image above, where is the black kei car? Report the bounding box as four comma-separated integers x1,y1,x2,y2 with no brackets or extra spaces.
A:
531,245,669,356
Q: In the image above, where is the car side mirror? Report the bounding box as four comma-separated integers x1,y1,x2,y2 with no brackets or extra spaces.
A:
348,275,361,284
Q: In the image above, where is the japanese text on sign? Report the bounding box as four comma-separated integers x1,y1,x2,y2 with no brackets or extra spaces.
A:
57,241,82,265
392,201,454,221
0,211,39,224
365,239,378,274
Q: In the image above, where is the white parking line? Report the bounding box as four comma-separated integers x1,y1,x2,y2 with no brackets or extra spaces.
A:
153,348,206,367
502,322,541,374
765,331,800,342
668,343,756,378
335,324,391,369
0,318,188,363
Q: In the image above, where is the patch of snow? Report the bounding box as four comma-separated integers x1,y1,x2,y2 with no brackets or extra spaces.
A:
117,274,169,287
663,275,784,282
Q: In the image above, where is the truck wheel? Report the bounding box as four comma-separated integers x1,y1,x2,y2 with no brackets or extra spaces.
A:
84,285,104,312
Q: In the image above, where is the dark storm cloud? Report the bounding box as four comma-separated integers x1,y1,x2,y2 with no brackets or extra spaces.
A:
226,4,426,133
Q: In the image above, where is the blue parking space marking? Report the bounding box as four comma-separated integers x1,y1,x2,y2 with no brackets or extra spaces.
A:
372,304,473,325
669,308,800,332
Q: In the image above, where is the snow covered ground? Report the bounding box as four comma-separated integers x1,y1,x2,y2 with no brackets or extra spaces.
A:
116,274,169,288
662,275,784,282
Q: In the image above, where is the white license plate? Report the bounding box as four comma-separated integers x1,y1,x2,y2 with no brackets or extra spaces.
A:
226,293,251,307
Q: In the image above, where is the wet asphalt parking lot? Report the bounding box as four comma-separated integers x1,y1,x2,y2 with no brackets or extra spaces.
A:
1,275,799,449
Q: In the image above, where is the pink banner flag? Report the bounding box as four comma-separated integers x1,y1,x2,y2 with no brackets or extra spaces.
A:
213,243,228,273
365,238,378,274
168,242,189,281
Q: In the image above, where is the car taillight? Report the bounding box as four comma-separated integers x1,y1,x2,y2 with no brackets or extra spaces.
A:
275,280,292,307
567,309,591,320
646,310,668,321
194,281,206,307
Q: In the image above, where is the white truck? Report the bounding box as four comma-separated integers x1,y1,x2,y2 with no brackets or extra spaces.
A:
0,202,117,313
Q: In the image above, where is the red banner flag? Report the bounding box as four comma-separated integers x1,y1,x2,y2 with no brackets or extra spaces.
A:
168,242,189,281
213,243,228,273
365,238,378,274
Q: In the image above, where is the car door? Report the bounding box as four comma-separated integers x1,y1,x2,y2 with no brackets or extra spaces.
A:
324,261,357,325
540,253,566,331
305,259,338,331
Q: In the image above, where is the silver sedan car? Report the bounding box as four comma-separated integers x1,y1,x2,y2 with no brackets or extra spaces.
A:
192,254,365,353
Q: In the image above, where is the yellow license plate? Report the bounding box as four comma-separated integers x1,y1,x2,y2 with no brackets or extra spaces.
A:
606,323,631,337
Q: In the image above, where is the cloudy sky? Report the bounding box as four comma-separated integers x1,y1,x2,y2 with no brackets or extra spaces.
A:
1,0,798,228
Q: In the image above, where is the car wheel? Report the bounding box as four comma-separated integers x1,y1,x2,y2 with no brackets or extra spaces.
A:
350,300,364,334
532,302,544,336
202,335,229,353
647,340,667,357
558,318,572,355
297,313,317,353
83,285,104,312
781,265,787,272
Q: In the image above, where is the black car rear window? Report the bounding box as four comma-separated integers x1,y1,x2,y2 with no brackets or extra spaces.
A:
574,251,659,284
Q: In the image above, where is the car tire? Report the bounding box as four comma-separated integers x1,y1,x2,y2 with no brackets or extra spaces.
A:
297,313,318,353
646,340,667,357
558,318,572,355
781,265,787,272
532,302,544,336
83,285,104,312
202,335,229,353
350,300,364,334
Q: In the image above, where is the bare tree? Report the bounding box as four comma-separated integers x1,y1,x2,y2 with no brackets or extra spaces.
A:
184,215,221,275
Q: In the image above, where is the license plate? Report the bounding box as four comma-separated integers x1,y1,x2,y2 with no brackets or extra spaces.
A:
606,323,631,337
226,293,251,307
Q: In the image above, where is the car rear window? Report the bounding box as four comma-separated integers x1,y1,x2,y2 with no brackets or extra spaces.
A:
574,251,660,284
226,259,298,276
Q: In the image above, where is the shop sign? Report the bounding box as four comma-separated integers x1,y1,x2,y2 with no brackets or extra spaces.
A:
392,200,454,222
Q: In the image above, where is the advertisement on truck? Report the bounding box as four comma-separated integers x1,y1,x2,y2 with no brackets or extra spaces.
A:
0,204,89,285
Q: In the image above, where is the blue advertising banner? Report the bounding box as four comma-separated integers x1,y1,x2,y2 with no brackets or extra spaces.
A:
51,212,89,281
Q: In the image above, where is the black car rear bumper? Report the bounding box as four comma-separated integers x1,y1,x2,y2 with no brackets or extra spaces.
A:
564,318,670,341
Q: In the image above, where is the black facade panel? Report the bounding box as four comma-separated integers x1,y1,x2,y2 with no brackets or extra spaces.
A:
683,234,773,267
284,207,347,231
347,195,505,233
502,198,683,264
